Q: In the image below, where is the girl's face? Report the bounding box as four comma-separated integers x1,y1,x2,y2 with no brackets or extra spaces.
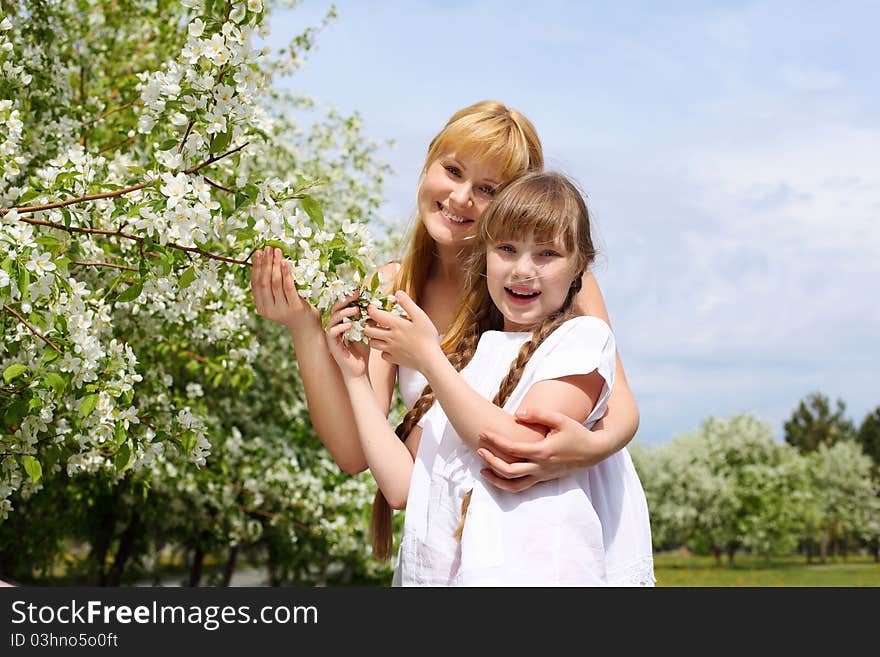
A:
418,152,504,247
486,236,579,332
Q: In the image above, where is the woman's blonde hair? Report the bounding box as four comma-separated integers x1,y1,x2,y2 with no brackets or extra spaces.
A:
371,171,595,560
392,101,544,304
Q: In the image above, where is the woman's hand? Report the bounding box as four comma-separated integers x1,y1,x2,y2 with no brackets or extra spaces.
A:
363,291,443,372
476,407,616,493
250,246,314,329
325,296,370,380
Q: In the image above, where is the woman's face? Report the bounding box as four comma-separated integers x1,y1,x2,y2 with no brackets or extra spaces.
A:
486,235,578,332
418,152,504,247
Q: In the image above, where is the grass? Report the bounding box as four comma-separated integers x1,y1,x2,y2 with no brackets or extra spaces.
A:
654,551,880,587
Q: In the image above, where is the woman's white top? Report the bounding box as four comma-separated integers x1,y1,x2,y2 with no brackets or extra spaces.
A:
393,316,655,587
398,363,430,409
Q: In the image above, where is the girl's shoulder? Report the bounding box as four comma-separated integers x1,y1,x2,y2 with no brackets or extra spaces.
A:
545,315,614,349
526,316,617,388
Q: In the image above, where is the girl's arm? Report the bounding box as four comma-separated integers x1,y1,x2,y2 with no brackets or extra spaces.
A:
251,247,397,474
324,316,419,510
368,292,604,450
343,377,421,510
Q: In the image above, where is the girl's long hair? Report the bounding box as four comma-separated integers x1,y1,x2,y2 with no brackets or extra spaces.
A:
371,171,596,560
392,101,544,306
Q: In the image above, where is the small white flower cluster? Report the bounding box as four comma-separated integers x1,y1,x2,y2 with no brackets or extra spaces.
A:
341,289,408,344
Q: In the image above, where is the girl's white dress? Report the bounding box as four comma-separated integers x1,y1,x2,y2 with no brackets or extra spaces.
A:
394,316,654,586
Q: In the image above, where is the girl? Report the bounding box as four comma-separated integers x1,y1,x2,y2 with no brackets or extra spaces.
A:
327,172,654,586
251,101,639,503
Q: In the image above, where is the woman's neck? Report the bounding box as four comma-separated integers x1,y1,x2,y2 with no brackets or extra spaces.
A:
431,242,465,286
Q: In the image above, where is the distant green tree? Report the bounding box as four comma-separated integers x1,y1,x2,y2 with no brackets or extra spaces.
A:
784,392,856,453
856,407,880,562
805,441,880,563
857,407,880,472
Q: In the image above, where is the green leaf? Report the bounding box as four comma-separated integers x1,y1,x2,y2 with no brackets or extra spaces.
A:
17,188,40,204
115,422,127,446
79,393,99,418
115,279,143,303
370,272,380,293
23,456,42,483
18,268,30,302
5,400,28,428
36,235,62,249
42,372,66,395
40,347,62,367
53,256,70,276
158,138,179,151
209,129,232,154
244,183,260,202
115,443,131,472
3,364,27,383
299,194,324,229
178,266,196,289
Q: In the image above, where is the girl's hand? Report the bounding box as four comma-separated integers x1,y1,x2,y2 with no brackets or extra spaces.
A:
476,407,615,493
363,291,442,372
325,296,370,380
251,246,314,329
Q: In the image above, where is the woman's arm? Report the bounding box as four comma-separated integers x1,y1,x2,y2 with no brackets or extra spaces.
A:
573,270,640,451
251,247,397,474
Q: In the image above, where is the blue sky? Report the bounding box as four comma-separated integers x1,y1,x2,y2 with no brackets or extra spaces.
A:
263,1,880,446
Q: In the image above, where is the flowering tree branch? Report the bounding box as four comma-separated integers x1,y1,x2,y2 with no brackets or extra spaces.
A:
71,261,139,272
2,142,250,217
2,303,62,354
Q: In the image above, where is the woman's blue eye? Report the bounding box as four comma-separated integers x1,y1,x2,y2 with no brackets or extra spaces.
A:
479,185,497,196
445,165,461,177
497,244,514,253
541,250,561,258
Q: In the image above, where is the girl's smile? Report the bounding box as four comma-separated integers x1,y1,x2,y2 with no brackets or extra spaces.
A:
503,284,542,305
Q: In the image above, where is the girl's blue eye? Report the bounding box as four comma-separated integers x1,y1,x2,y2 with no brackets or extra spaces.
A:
479,185,497,196
497,244,514,253
445,165,461,177
541,250,561,258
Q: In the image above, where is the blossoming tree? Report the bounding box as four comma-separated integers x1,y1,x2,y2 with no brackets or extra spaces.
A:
0,0,397,583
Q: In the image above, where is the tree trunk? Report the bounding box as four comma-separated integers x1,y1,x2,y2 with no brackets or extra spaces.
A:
188,546,204,587
151,537,166,587
726,544,736,568
712,546,722,567
90,508,116,586
819,531,829,564
107,512,140,586
221,545,238,587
